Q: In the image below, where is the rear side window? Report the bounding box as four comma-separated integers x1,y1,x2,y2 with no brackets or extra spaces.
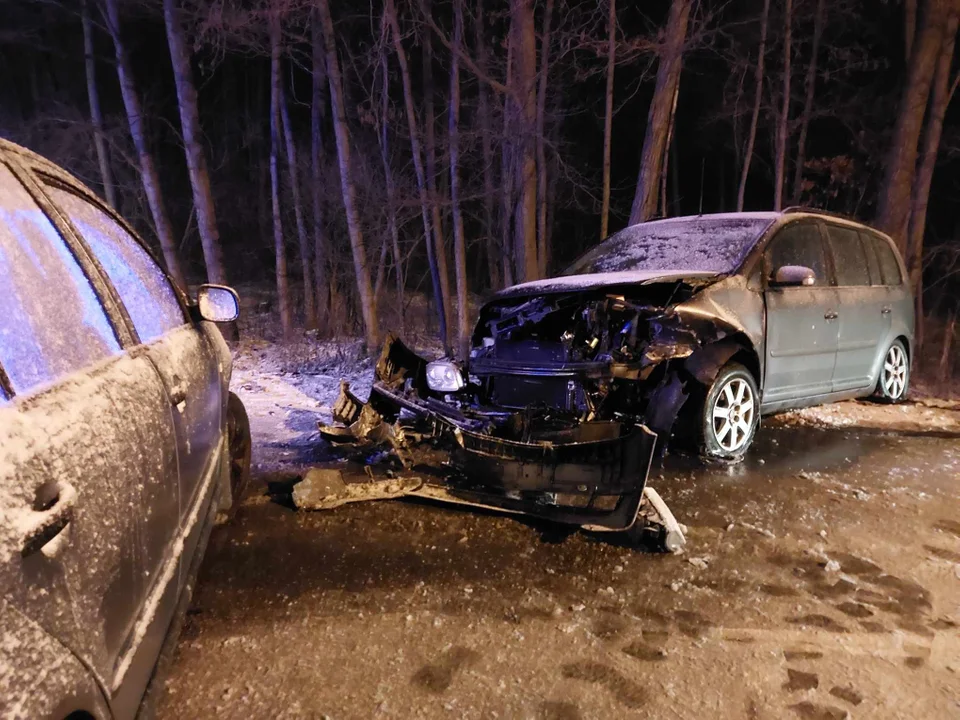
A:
766,223,828,285
870,234,904,286
46,186,184,343
826,225,871,286
0,164,120,394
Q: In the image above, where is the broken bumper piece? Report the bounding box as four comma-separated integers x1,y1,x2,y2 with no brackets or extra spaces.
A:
317,335,659,531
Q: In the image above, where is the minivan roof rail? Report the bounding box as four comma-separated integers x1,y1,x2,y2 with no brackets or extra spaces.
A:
781,206,860,223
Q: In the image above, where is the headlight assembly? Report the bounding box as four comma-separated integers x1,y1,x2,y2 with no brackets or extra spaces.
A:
425,360,466,392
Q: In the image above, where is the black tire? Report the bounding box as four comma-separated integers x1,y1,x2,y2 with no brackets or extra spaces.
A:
874,339,909,403
226,392,252,512
698,362,759,462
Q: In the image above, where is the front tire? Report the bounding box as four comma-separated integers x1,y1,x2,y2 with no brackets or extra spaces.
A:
699,363,759,461
875,339,909,403
226,392,252,511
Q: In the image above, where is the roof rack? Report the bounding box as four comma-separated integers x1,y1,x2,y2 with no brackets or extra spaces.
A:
781,206,860,222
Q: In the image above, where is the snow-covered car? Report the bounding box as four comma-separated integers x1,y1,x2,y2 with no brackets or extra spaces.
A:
319,210,912,537
0,139,250,719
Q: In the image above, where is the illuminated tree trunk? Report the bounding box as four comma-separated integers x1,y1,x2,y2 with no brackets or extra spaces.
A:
103,0,185,287
629,0,692,224
449,0,470,358
82,0,115,209
378,51,405,330
535,0,554,277
318,0,379,349
512,0,539,281
791,0,825,204
162,0,227,284
311,11,332,332
269,14,292,338
737,0,770,211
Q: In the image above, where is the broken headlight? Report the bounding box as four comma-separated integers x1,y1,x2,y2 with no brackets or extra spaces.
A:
426,360,466,392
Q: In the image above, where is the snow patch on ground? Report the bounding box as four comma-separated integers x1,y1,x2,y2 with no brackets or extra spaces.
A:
773,398,960,434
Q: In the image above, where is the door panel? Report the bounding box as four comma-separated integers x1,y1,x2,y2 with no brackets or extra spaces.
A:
825,225,885,391
762,221,840,403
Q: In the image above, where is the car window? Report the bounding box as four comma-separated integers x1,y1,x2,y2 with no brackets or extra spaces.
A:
46,185,185,343
825,225,870,286
870,234,903,285
0,163,120,394
765,222,828,285
859,231,883,285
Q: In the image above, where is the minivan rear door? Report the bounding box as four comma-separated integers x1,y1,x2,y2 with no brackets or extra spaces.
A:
823,223,886,392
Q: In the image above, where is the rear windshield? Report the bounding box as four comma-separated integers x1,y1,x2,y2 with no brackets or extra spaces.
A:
563,216,774,276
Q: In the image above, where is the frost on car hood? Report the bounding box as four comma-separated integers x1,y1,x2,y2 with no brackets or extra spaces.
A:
498,270,719,298
562,213,777,278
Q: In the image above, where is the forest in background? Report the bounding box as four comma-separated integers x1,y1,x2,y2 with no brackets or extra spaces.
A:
2,0,960,377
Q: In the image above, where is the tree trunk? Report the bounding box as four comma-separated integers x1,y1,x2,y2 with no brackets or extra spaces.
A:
449,0,470,358
906,0,918,61
422,0,454,344
939,311,956,384
318,0,379,349
269,14,293,339
384,0,447,348
535,0,555,278
600,0,616,239
512,0,539,281
773,0,792,211
162,0,227,284
877,0,947,253
791,0,825,204
629,0,692,224
659,84,679,217
279,78,316,328
736,0,771,212
311,10,331,332
501,34,516,287
82,0,116,209
907,10,958,291
378,50,405,331
474,0,500,289
103,0,185,288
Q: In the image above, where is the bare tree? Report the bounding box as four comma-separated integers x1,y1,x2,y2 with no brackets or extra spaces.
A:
907,10,959,290
269,12,292,338
385,0,448,348
421,0,454,341
280,78,316,329
877,0,948,252
311,10,332,332
535,0,555,277
791,0,825,204
512,0,539,281
474,0,500,289
82,0,115,209
318,0,379,349
162,0,227,284
449,0,469,357
629,0,692,224
737,0,770,211
600,0,616,239
773,0,793,210
377,49,405,331
103,0,185,287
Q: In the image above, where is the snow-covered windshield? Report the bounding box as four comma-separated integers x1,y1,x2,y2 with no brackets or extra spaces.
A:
563,215,775,276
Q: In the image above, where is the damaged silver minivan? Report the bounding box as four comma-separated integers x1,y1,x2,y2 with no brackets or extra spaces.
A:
321,210,912,537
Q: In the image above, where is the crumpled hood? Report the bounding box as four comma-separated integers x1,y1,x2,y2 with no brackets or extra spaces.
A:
494,270,720,300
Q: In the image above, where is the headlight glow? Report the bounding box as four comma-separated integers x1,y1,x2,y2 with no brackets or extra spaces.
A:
425,360,466,392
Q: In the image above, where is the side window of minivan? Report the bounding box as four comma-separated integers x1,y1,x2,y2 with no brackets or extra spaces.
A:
870,234,904,286
0,164,121,395
825,225,871,286
45,184,185,343
765,222,828,285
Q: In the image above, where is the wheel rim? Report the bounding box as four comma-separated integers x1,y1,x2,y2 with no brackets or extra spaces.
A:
711,377,755,452
882,344,907,399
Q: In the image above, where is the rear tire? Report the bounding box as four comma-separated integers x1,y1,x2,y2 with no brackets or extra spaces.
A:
698,363,759,462
874,339,909,403
226,392,252,512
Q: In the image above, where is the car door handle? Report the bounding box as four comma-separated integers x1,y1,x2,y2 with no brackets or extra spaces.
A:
824,311,839,320
169,374,187,407
881,307,892,315
20,481,77,557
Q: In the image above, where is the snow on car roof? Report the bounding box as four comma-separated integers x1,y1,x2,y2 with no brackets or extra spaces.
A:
562,213,778,279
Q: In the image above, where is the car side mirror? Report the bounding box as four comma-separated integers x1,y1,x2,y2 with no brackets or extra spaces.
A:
197,284,240,322
772,265,816,287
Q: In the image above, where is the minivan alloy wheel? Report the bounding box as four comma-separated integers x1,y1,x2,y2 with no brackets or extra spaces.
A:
882,343,907,399
711,377,755,453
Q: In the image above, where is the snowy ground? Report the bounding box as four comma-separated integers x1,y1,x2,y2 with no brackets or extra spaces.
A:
156,340,960,719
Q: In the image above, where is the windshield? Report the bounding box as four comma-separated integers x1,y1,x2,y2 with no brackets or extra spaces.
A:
562,215,775,276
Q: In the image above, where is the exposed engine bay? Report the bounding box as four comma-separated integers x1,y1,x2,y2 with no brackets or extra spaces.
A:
313,277,751,548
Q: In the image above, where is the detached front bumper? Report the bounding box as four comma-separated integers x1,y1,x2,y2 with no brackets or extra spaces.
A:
318,334,658,530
